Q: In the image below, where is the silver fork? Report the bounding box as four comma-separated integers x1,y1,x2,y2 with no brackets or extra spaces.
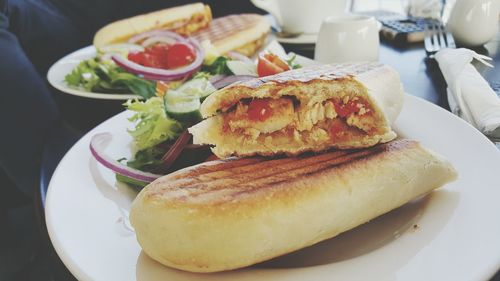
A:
424,22,456,57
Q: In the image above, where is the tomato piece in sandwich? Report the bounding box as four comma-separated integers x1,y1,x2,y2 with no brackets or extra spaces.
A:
247,98,273,121
257,54,290,77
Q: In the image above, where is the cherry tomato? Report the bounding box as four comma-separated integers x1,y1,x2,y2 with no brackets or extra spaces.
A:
127,52,147,65
147,44,170,65
166,43,196,69
257,53,291,77
128,43,171,69
263,54,290,71
247,99,273,121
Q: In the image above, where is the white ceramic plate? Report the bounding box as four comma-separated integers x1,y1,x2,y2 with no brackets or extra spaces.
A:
45,95,500,281
276,33,318,45
47,46,141,100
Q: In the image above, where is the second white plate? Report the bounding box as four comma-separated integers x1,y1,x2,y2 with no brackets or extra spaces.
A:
276,33,318,45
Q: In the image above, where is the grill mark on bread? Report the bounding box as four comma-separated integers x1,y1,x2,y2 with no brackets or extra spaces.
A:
225,148,383,199
167,157,264,180
171,150,352,191
146,140,418,204
193,14,263,43
151,150,351,191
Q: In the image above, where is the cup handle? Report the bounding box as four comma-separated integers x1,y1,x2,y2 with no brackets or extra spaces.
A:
250,0,282,26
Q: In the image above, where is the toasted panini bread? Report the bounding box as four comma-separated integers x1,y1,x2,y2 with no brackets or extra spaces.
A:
130,139,457,273
93,3,212,47
189,62,405,158
193,14,270,57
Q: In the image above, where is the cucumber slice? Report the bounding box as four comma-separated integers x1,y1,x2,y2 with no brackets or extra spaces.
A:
164,90,202,122
176,78,216,101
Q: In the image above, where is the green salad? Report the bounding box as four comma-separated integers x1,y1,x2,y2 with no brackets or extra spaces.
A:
77,40,302,188
118,75,218,186
65,57,157,99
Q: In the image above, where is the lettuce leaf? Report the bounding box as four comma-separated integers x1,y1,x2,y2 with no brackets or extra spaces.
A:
111,72,156,99
125,145,167,172
64,57,156,98
125,97,183,151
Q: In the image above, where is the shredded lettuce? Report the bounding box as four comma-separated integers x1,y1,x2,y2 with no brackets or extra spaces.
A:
118,76,219,185
65,57,156,99
125,97,182,151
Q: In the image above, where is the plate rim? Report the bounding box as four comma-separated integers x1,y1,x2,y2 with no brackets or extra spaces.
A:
276,32,318,45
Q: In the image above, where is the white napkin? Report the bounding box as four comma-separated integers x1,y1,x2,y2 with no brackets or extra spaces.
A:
435,48,500,139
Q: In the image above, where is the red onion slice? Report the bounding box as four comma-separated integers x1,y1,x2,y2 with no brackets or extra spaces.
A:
141,36,177,47
212,75,256,90
128,30,187,44
90,133,161,183
112,38,204,81
160,130,192,170
208,74,227,84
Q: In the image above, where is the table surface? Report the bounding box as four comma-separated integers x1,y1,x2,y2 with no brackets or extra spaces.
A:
39,24,500,281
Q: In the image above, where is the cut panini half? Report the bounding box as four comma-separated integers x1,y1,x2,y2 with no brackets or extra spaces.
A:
189,62,405,158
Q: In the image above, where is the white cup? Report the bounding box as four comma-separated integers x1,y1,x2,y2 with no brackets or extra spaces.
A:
446,0,500,47
314,15,380,63
250,0,348,34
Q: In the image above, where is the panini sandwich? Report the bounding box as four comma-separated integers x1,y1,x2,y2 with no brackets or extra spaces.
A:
130,139,457,273
93,3,212,47
189,62,405,158
193,14,271,57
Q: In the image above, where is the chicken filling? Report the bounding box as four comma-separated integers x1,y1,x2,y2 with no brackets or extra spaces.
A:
223,95,381,143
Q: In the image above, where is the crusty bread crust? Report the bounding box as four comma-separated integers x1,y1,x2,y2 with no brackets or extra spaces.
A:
93,3,211,47
130,140,457,273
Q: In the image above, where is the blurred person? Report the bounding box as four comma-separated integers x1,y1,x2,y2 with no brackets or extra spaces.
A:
0,0,262,279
